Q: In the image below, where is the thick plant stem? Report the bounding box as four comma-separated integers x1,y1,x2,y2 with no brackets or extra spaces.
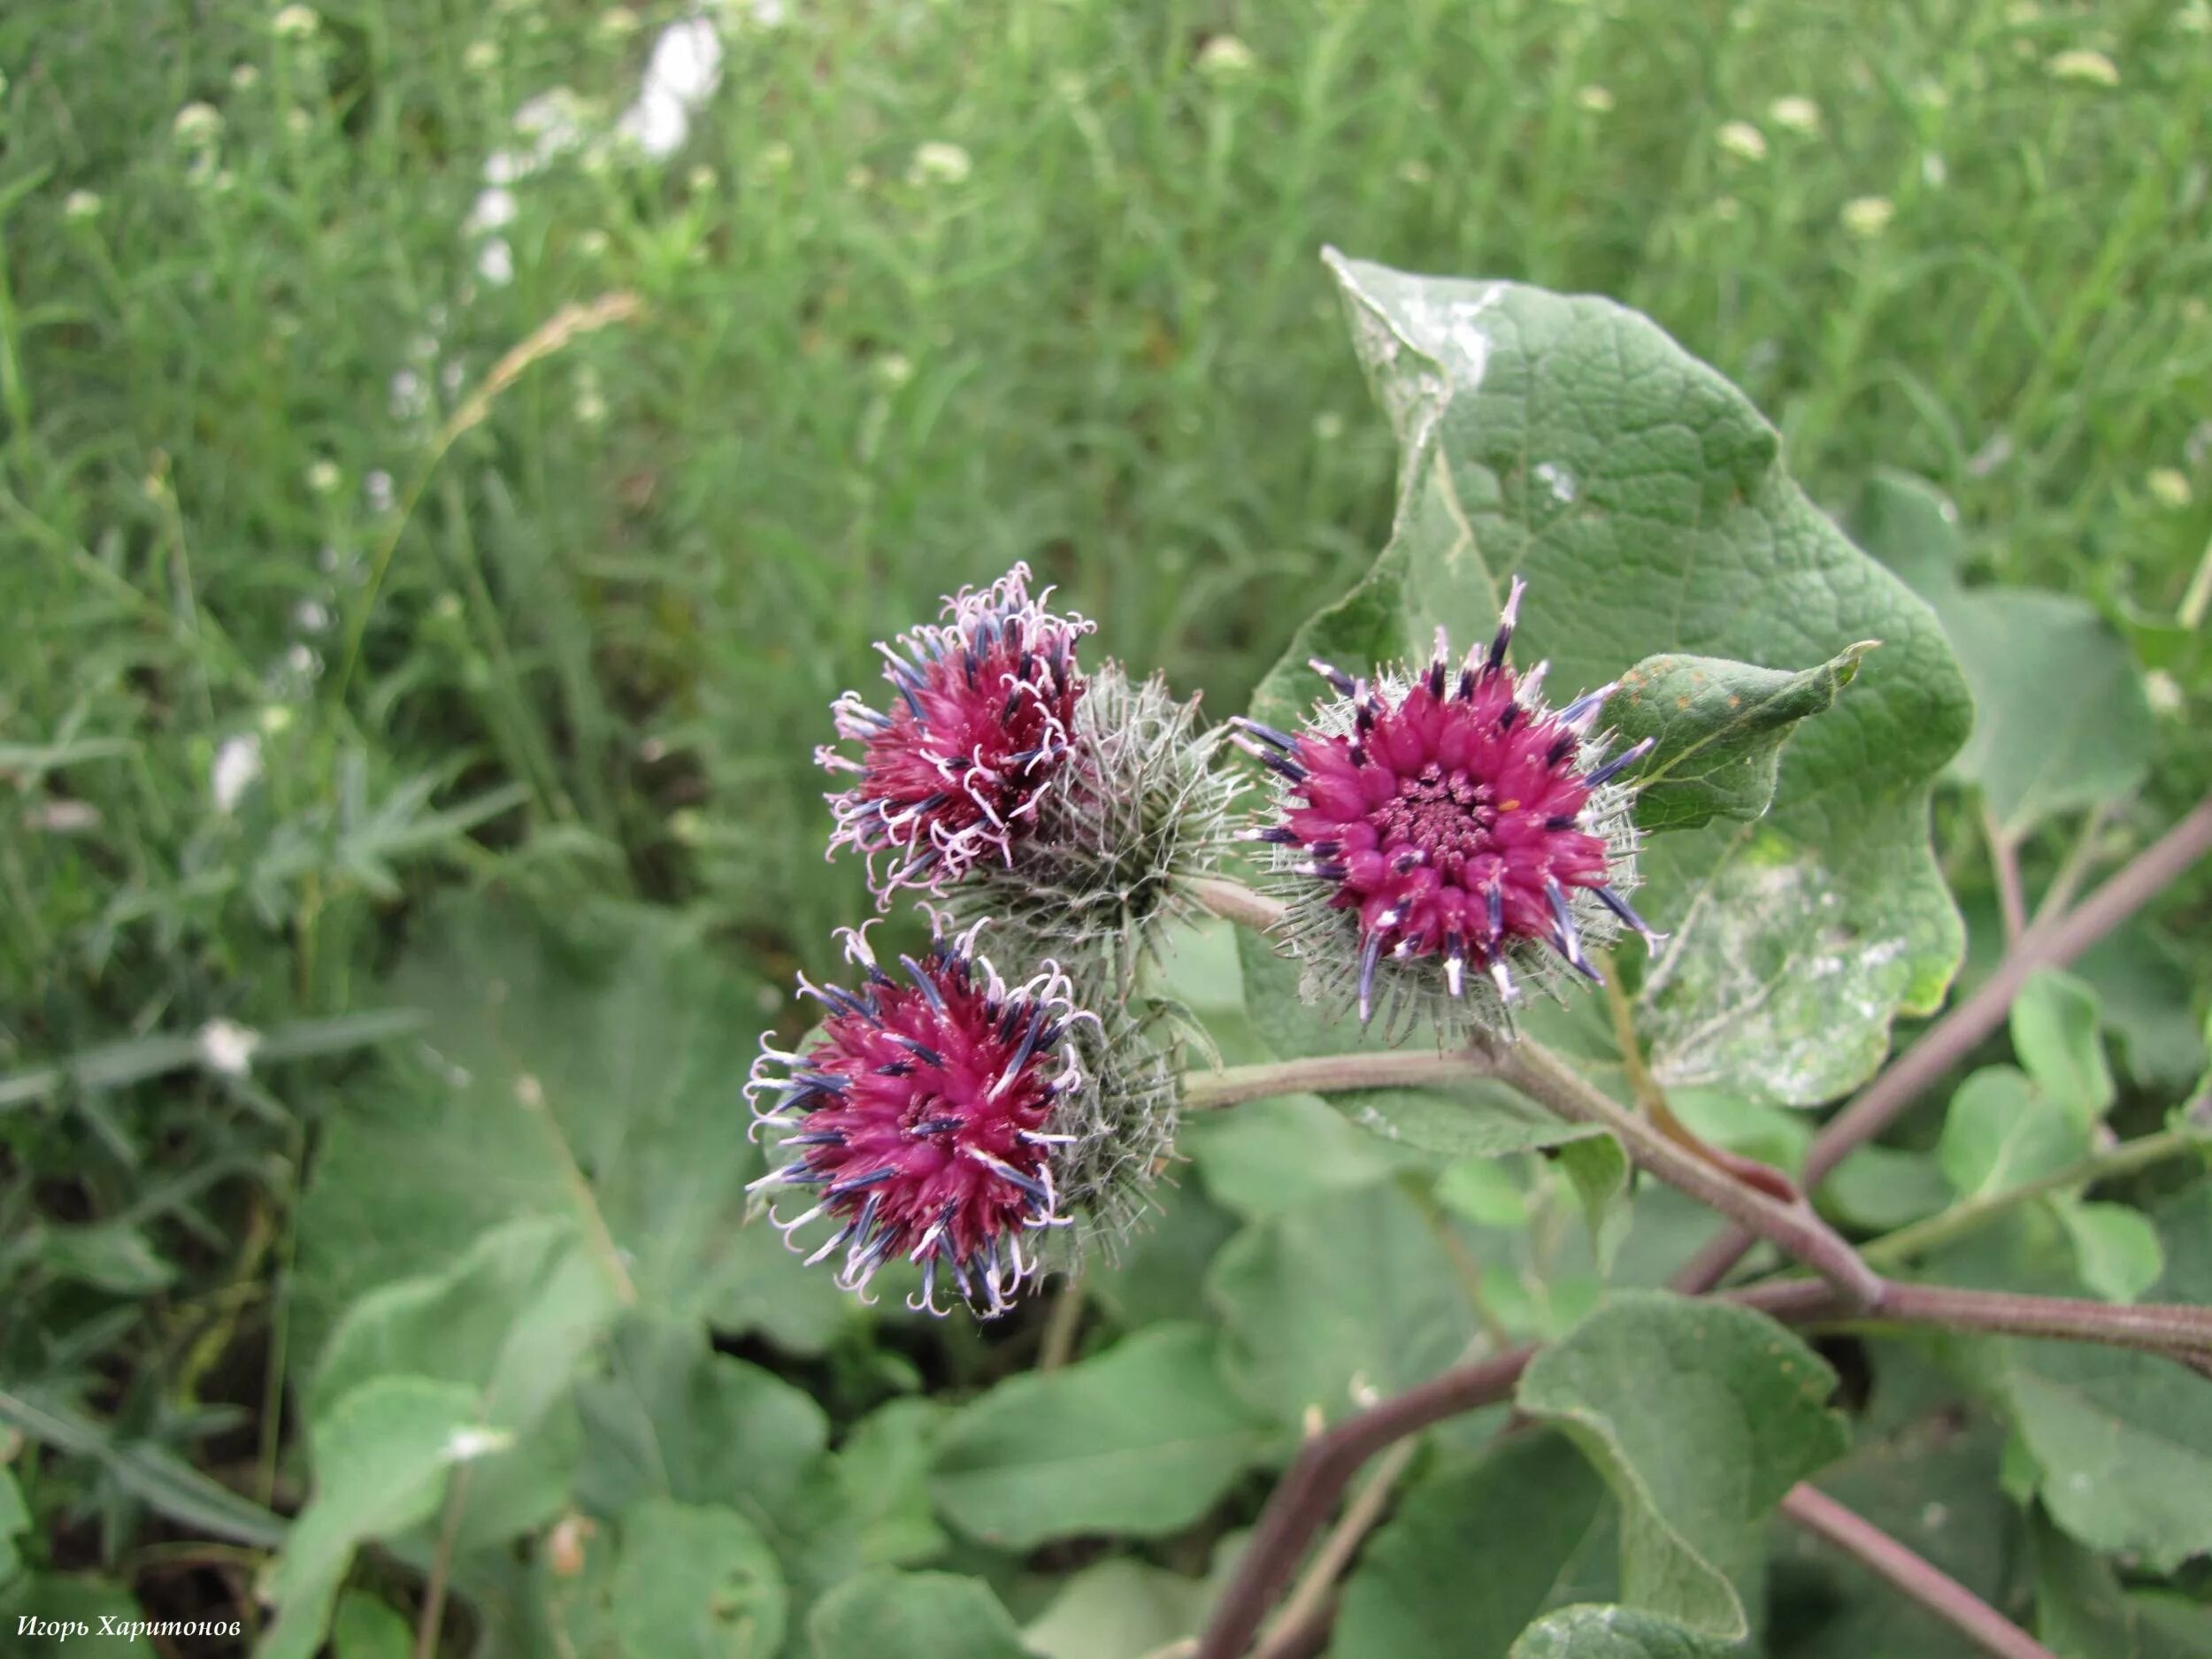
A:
1677,793,2212,1294
1187,875,1288,932
1782,1485,2060,1659
1183,1051,1485,1110
1734,1277,2212,1362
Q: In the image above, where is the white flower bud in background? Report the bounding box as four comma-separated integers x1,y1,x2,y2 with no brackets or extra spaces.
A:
1840,195,1895,238
1194,35,1257,82
2045,49,2120,87
908,141,973,187
197,1019,263,1078
271,4,320,41
1768,95,1821,134
2147,468,2193,510
173,103,224,146
211,733,264,812
1717,120,1768,163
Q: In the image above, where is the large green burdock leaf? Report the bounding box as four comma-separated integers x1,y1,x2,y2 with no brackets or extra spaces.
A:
1517,1294,1849,1641
927,1324,1271,1548
1936,1067,2087,1202
296,896,849,1367
1248,254,1970,1107
1854,472,2153,841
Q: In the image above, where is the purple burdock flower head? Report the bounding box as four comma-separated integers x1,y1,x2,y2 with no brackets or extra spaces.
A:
745,915,1100,1317
1234,577,1661,1040
818,564,1095,906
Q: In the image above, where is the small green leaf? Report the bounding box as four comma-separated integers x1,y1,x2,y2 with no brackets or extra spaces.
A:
2055,1199,2163,1304
1818,1144,1953,1231
259,1376,506,1659
1605,647,1872,833
1855,472,2153,839
806,1570,1033,1659
574,1313,828,1522
1509,1605,1732,1658
927,1324,1271,1548
1333,1432,1610,1659
1208,1181,1483,1426
2011,970,2116,1124
1517,1293,1848,1640
609,1500,787,1659
1022,1559,1212,1659
1937,1067,2087,1202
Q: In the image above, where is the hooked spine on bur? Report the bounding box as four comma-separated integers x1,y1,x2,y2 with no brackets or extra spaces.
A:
1236,576,1662,1036
818,562,1094,905
745,914,1095,1317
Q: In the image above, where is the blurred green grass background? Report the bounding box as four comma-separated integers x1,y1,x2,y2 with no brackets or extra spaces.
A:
3,0,2208,1225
